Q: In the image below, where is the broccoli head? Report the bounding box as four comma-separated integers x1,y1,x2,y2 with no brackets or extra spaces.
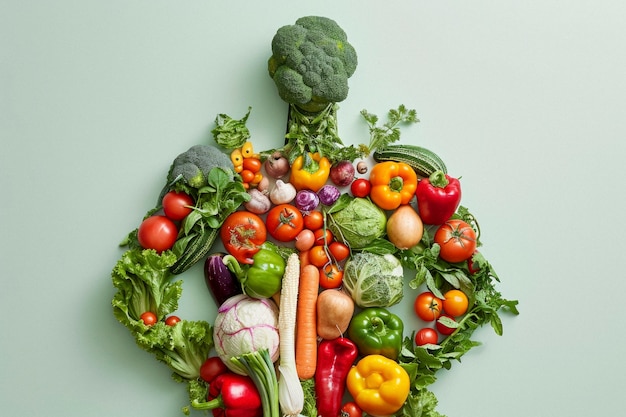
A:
159,144,233,202
268,16,358,113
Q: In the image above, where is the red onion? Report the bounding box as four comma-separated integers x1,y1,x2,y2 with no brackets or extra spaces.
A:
294,189,319,212
318,184,341,206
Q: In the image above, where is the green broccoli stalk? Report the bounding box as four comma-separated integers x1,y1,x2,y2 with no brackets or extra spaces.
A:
266,16,364,164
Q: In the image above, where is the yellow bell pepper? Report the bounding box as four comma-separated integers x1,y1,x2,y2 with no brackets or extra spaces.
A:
369,161,418,211
346,354,410,417
288,152,330,192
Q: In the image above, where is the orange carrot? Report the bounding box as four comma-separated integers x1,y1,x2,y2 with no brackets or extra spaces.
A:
299,249,311,270
295,264,320,379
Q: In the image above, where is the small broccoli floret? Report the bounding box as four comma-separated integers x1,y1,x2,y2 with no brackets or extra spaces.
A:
158,145,233,203
169,145,232,188
268,16,357,113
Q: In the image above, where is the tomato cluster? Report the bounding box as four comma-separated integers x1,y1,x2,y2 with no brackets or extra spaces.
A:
231,141,263,189
137,190,195,253
413,288,469,346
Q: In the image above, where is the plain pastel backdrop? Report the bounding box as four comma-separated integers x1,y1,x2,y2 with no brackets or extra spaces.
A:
2,1,625,416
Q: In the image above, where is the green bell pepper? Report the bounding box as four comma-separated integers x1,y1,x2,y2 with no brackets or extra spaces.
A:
347,307,404,360
223,242,285,299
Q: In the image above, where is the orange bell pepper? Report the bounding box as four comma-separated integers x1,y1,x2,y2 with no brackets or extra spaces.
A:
289,152,330,192
346,354,410,417
368,161,418,210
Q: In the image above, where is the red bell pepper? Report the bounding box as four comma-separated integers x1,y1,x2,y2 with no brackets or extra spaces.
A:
415,170,462,225
191,372,263,417
315,337,359,417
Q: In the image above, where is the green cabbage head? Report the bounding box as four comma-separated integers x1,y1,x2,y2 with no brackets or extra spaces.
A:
343,252,404,308
328,197,386,249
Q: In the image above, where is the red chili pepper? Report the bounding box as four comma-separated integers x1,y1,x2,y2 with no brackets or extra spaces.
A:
315,337,359,417
415,170,462,225
192,373,263,417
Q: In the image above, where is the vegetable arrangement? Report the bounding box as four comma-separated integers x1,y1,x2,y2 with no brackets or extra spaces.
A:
110,15,518,417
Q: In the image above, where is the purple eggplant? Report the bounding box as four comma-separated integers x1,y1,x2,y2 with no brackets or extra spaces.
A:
204,253,242,306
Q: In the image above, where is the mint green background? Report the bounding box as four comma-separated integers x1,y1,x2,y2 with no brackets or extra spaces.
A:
2,1,625,416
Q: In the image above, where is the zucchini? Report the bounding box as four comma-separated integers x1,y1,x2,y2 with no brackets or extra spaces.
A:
170,227,219,275
373,144,447,177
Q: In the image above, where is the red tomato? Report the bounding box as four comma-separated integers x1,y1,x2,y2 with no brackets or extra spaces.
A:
436,314,458,336
165,315,181,326
319,264,344,289
442,289,469,317
328,241,350,262
309,245,330,268
265,204,304,242
240,169,255,183
414,291,443,321
140,311,157,326
415,327,438,346
242,158,262,172
434,219,477,263
162,191,194,221
137,215,178,253
199,356,229,384
313,228,334,246
340,401,363,417
350,178,371,198
220,211,267,264
303,210,324,231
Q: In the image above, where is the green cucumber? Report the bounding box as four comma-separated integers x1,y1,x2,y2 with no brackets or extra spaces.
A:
373,144,447,177
170,228,219,275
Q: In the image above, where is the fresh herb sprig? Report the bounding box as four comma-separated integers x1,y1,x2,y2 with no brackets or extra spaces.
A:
361,104,419,156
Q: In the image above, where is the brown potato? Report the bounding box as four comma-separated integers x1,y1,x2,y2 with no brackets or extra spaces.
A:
316,289,354,340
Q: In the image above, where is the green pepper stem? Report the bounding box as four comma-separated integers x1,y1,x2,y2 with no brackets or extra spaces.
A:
190,396,224,410
371,316,388,337
389,175,404,192
222,254,247,282
302,152,321,174
428,170,449,188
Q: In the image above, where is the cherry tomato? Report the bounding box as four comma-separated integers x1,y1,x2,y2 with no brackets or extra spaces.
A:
165,315,181,326
137,215,178,253
328,241,350,262
434,219,477,263
303,210,324,230
415,327,438,346
414,291,443,321
240,169,255,183
436,314,458,336
162,191,194,221
340,401,363,417
294,229,315,252
309,245,330,268
319,264,344,289
265,204,304,242
140,311,157,326
242,157,262,172
350,178,371,198
199,356,229,384
442,289,469,317
220,211,267,264
313,228,334,246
